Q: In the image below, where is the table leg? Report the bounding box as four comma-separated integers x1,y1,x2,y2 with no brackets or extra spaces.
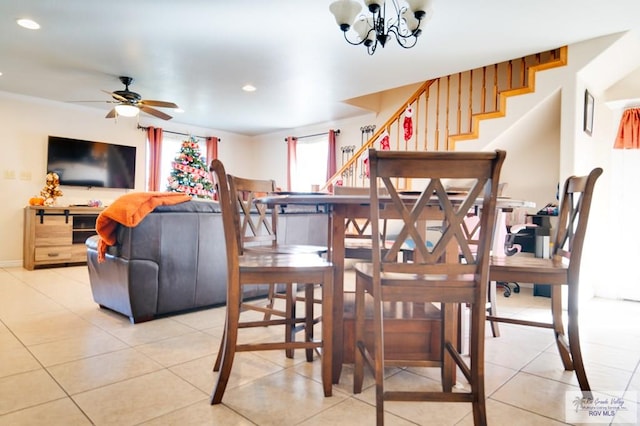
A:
330,206,346,384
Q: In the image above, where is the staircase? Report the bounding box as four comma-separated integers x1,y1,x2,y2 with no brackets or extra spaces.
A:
324,46,568,190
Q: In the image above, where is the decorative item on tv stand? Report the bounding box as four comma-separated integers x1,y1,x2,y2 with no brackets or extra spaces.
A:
29,172,63,206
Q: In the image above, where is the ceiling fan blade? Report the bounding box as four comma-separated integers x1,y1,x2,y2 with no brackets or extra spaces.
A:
102,89,127,102
140,100,179,109
105,108,116,119
140,105,173,120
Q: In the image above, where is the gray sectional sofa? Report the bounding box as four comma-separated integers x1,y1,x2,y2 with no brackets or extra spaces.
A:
86,199,328,323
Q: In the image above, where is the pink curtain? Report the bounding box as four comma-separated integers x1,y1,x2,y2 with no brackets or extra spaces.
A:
614,108,640,149
147,126,163,191
286,136,297,191
206,136,219,162
326,130,337,191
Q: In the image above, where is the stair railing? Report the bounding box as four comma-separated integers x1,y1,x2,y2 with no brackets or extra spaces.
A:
323,46,567,190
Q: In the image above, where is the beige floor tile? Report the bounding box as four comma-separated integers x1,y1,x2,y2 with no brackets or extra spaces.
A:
0,285,66,322
139,400,255,425
100,316,198,346
135,330,218,367
0,345,41,378
207,352,287,395
48,348,163,395
484,338,543,371
490,372,578,422
298,396,415,425
171,307,226,330
28,327,129,366
0,369,66,415
354,369,472,425
458,398,567,425
72,369,206,426
0,397,91,426
524,350,633,397
6,310,103,346
574,341,640,372
221,368,345,425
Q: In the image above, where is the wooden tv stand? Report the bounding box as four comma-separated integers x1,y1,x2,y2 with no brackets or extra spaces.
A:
23,206,104,270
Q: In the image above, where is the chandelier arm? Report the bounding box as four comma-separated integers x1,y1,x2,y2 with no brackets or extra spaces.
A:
342,30,368,46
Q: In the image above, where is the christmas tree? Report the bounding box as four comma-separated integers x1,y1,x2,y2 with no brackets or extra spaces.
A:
166,137,215,199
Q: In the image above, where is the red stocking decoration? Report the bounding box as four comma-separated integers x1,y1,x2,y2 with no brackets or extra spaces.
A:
403,106,413,142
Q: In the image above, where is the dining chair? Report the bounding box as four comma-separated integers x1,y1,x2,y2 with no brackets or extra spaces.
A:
353,148,506,425
208,159,333,404
488,167,602,398
228,175,327,326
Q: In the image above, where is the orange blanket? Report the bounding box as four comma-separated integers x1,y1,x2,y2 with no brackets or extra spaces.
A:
96,192,191,262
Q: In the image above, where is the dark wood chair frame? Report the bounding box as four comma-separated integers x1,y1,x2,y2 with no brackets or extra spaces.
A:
209,159,333,405
488,167,603,399
353,148,506,426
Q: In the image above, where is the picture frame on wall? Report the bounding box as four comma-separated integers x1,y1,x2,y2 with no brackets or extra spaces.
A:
583,89,594,136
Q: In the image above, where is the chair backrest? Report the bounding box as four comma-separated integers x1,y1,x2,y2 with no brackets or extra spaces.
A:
209,159,242,275
367,148,506,299
228,175,278,251
553,167,603,279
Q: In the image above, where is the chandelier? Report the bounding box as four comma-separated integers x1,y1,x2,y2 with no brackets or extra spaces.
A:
329,0,434,55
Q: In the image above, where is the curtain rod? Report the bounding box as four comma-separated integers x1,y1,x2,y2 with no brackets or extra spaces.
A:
284,129,340,142
137,125,220,142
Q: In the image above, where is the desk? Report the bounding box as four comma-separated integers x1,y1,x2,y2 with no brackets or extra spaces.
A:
258,193,534,383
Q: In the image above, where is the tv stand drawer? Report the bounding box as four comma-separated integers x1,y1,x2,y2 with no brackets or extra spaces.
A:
35,246,72,262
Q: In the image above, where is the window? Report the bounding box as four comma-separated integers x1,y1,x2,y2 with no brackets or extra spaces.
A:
291,136,328,192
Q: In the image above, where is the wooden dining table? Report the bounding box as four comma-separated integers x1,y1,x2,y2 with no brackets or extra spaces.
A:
257,192,535,384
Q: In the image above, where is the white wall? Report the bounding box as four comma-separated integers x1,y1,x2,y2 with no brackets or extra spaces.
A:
0,91,252,266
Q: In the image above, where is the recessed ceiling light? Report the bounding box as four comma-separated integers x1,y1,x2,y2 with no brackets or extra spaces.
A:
242,84,257,92
17,18,40,30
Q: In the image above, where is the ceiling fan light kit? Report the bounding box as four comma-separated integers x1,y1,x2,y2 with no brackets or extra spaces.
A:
103,76,179,121
329,0,434,55
114,104,140,117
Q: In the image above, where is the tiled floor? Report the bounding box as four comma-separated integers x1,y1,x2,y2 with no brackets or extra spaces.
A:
0,265,638,425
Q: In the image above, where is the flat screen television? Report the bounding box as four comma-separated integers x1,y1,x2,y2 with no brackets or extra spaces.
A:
46,136,136,189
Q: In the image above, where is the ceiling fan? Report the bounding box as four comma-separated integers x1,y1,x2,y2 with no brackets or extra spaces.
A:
102,76,178,120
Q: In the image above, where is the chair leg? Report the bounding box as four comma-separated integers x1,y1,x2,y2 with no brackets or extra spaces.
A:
353,274,365,394
566,285,592,396
550,286,573,370
285,284,296,359
211,299,241,404
441,303,456,392
321,269,333,398
372,291,385,426
487,281,500,337
305,283,315,362
263,283,277,321
213,320,226,372
469,303,488,426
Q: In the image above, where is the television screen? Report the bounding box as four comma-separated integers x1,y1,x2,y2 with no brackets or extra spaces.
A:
46,136,136,189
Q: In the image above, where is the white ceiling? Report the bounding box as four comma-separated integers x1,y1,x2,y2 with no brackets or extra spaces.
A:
1,0,639,136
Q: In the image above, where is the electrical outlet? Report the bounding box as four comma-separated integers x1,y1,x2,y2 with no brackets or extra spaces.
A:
3,170,16,180
19,171,32,181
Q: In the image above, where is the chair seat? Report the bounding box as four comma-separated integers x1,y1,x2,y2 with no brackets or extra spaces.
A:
244,244,327,255
239,252,332,270
490,253,568,285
